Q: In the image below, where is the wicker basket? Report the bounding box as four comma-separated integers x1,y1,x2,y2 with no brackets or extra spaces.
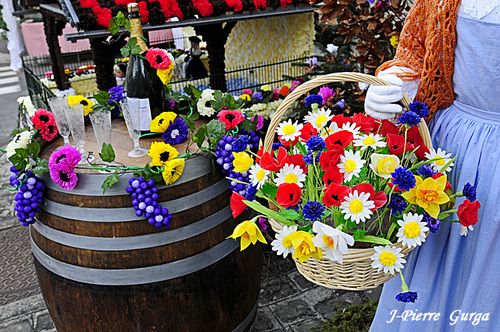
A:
264,72,433,291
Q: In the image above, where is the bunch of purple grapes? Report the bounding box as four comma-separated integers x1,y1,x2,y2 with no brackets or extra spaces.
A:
11,167,44,226
126,176,172,228
215,135,236,175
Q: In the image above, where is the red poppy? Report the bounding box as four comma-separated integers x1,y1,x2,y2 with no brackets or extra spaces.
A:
406,125,422,144
230,191,248,218
353,113,376,132
413,137,430,161
431,173,452,191
278,135,299,149
331,114,348,128
375,119,400,136
387,133,415,156
276,183,301,208
40,120,59,141
322,166,343,186
322,182,351,207
217,110,245,130
31,109,55,131
279,85,290,97
286,154,308,174
256,145,265,163
299,123,318,142
457,199,481,228
319,149,342,171
260,147,287,172
325,130,354,151
352,183,387,211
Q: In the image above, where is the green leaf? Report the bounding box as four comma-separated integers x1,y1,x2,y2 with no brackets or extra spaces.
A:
99,143,116,162
178,114,195,133
127,37,137,47
152,172,164,185
120,46,131,58
108,23,119,35
356,235,393,246
206,120,226,149
244,200,297,226
139,163,154,181
27,142,40,158
439,156,457,174
11,128,20,138
94,90,111,105
346,220,357,230
32,159,49,176
131,45,143,55
277,209,301,220
353,229,368,241
124,20,131,32
261,182,278,197
193,124,208,148
101,171,120,194
14,148,29,159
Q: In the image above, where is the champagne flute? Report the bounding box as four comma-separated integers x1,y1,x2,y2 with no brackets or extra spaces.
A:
48,96,71,145
64,103,93,164
120,99,148,158
89,110,112,157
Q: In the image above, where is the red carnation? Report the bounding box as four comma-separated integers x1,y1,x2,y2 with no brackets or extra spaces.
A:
217,110,245,130
457,199,481,228
299,123,318,143
322,182,351,207
31,109,55,131
276,183,301,208
96,8,112,28
352,183,387,211
387,133,414,156
260,147,287,172
230,191,248,218
138,1,149,23
325,130,354,151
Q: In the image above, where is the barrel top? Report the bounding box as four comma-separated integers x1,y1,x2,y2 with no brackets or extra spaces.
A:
40,118,209,174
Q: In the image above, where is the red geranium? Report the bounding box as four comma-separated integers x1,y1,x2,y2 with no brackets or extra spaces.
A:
230,191,248,218
286,154,308,174
322,182,351,207
279,85,290,97
322,167,343,186
457,199,481,228
217,110,245,130
260,147,287,172
387,133,415,156
352,183,387,211
325,130,354,151
276,183,301,208
299,123,318,143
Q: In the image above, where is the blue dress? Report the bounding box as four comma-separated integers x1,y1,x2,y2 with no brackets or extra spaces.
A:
370,14,500,332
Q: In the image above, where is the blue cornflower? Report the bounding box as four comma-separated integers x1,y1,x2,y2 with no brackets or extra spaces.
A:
387,194,407,215
409,101,429,118
232,135,249,153
303,151,321,165
245,185,258,201
391,167,416,191
272,142,284,150
397,111,421,127
417,164,437,178
287,202,301,211
306,136,326,152
463,182,477,202
396,291,418,303
422,213,440,233
108,85,125,117
162,117,189,145
304,94,324,106
253,92,263,101
302,201,325,222
334,99,345,109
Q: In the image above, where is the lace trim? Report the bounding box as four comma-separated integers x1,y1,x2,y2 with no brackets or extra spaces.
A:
460,0,499,19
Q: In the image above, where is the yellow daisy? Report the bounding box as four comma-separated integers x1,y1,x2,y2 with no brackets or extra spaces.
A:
67,95,93,116
150,112,177,133
148,142,179,167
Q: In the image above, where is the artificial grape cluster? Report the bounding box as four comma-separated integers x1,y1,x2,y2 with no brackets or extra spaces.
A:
126,176,173,228
10,167,44,226
227,169,250,197
215,135,236,175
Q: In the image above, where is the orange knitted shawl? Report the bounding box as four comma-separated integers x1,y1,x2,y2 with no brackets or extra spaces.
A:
376,0,462,120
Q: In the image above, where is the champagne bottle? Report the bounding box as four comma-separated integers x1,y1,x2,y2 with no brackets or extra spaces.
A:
126,2,167,132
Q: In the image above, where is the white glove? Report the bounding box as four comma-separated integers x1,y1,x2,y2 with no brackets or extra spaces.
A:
365,67,420,120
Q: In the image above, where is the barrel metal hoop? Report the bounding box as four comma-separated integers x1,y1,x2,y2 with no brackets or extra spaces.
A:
40,178,229,222
30,230,241,285
232,300,258,332
32,205,233,251
42,155,212,196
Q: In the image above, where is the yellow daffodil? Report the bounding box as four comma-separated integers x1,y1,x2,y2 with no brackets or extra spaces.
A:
162,158,185,185
148,142,179,167
150,112,177,133
284,231,322,263
227,220,267,250
67,95,93,116
370,153,400,179
232,152,253,173
402,175,450,218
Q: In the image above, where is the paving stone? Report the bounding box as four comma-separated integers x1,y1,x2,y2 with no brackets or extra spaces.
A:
268,298,317,326
259,273,299,306
290,318,324,332
363,286,383,302
287,270,317,291
34,312,56,332
253,307,281,331
0,318,33,332
314,290,367,321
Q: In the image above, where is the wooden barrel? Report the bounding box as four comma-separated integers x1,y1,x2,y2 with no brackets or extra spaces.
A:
31,120,262,332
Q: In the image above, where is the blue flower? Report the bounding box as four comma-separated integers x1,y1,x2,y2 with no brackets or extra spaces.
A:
306,136,326,152
417,164,437,178
232,135,249,153
303,151,321,165
304,94,323,106
387,194,407,215
302,201,325,222
253,92,263,101
272,142,284,150
108,85,125,117
463,182,477,202
397,111,421,127
409,101,429,118
287,202,301,211
245,185,258,201
422,213,440,233
391,167,416,191
334,99,345,109
396,291,418,303
162,117,189,145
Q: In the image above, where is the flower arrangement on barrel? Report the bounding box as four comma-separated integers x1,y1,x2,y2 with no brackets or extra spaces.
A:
226,73,481,302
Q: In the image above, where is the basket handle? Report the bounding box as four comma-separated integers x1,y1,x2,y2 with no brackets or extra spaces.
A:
263,72,433,153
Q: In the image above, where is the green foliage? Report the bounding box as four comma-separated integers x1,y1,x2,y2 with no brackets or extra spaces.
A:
32,159,49,176
133,163,163,185
312,301,378,332
120,37,143,57
99,143,116,162
92,91,117,113
101,170,120,194
108,11,130,34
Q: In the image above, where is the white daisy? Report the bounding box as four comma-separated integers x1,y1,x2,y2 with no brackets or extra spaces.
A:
312,221,354,264
460,225,474,236
353,133,386,151
340,190,375,224
276,119,304,142
369,153,400,179
340,122,361,139
271,225,298,258
249,164,269,190
303,108,333,130
396,213,429,248
425,148,454,174
274,164,306,188
371,245,406,274
320,122,340,139
196,89,216,117
338,150,365,182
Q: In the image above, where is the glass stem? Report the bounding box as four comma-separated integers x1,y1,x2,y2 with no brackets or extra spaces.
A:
63,136,70,145
133,138,141,151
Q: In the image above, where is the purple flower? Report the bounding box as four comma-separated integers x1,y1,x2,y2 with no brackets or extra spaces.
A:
318,86,335,104
257,217,268,233
391,167,416,191
253,92,263,101
463,182,477,202
245,185,258,201
417,164,437,178
304,94,323,106
334,99,345,109
272,142,284,150
306,136,325,152
397,111,421,127
162,117,189,145
308,57,317,66
387,194,407,215
48,145,81,190
409,101,429,118
232,135,249,153
396,291,418,303
423,213,440,233
251,115,264,130
303,201,325,222
108,85,125,117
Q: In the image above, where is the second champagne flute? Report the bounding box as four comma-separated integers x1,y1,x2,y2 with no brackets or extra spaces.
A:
120,99,148,158
64,103,93,164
